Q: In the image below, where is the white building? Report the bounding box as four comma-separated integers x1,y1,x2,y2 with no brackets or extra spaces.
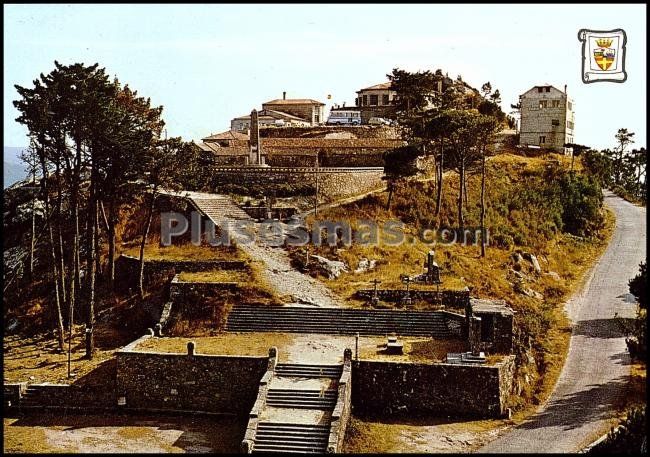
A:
519,84,575,154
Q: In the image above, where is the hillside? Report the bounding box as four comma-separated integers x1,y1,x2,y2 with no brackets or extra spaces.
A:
292,152,614,411
4,146,28,188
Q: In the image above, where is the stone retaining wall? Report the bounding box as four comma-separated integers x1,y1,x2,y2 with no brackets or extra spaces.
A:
351,356,516,418
169,274,240,305
211,168,385,202
116,335,268,415
328,350,353,453
115,254,247,289
355,289,470,308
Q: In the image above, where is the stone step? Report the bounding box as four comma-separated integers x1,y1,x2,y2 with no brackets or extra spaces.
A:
225,304,457,337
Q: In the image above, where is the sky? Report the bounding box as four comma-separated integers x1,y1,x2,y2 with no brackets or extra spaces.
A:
3,4,647,153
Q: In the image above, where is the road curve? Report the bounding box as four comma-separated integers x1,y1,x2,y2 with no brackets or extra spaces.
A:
478,191,646,453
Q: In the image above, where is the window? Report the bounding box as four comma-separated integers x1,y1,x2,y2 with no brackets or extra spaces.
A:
567,120,574,130
315,114,319,123
369,94,379,106
539,136,546,144
552,119,559,126
362,95,368,106
537,87,543,93
552,100,560,108
546,87,550,92
568,101,573,111
382,94,389,105
539,100,548,109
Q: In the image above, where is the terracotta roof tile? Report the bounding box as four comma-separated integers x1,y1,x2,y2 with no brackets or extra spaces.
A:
263,98,325,106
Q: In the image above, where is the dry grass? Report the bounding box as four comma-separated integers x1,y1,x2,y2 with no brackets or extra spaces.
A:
3,414,246,453
177,269,248,283
297,152,616,411
121,242,243,261
343,415,510,453
135,333,471,365
3,324,130,385
135,333,296,356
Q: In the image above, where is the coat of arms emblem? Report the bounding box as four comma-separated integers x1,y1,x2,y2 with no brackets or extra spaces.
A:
578,29,627,83
593,38,615,70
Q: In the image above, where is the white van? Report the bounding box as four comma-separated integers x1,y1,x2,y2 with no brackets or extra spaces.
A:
327,109,361,125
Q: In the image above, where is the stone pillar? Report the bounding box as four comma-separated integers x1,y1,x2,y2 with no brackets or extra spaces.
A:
469,316,482,356
249,109,261,165
187,341,196,356
427,250,435,277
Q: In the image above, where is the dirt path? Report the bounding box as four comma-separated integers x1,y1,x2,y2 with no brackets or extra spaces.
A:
478,191,646,453
239,239,344,307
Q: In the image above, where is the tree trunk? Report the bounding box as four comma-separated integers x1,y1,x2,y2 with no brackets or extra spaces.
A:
138,189,157,300
458,158,465,236
463,173,469,206
107,198,116,291
28,161,36,281
435,138,444,217
85,168,97,359
55,162,66,306
67,139,82,377
480,149,487,258
386,180,394,211
39,153,66,352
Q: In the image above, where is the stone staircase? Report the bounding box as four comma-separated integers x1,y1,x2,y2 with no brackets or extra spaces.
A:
243,349,352,454
19,385,44,407
226,304,457,337
252,423,331,454
274,363,343,379
265,389,338,410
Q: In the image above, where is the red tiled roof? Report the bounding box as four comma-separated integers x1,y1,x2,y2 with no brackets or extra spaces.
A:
357,82,393,92
263,99,325,106
203,130,249,141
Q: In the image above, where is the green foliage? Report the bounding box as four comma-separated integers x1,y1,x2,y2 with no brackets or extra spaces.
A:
383,145,421,179
627,262,647,360
588,406,647,454
629,262,647,310
387,68,440,116
554,172,604,237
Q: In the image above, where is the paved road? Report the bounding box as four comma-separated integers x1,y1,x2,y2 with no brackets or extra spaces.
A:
479,191,646,453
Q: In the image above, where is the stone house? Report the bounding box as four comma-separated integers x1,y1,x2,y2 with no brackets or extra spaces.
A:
355,82,398,124
261,92,325,126
230,109,311,132
355,75,461,123
518,84,575,154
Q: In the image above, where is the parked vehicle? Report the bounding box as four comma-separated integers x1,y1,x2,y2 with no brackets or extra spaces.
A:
327,108,361,125
368,117,392,126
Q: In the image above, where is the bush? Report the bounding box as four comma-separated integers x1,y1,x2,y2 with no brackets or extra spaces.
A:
588,406,647,454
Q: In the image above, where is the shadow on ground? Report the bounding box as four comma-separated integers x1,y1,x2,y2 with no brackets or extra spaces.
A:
572,318,635,339
6,413,247,453
517,376,631,432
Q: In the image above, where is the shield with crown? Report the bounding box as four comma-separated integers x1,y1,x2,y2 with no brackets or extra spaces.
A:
593,38,616,71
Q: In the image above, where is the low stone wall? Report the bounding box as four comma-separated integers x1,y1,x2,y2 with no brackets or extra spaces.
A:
351,356,516,418
241,206,297,221
328,350,353,453
116,335,268,415
169,274,239,303
242,347,278,453
356,289,470,308
116,254,247,289
211,168,385,202
4,383,26,407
